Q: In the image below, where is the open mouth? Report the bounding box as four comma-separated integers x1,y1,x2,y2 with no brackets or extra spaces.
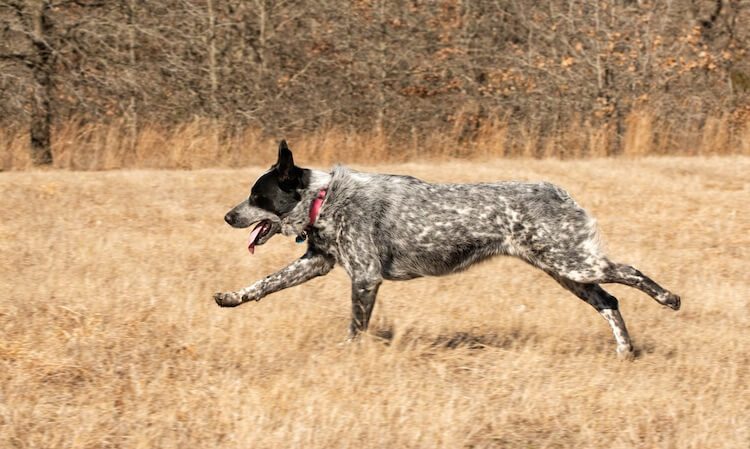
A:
247,220,273,254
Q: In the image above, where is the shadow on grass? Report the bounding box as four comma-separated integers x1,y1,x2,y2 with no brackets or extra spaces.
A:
370,326,537,351
368,326,663,360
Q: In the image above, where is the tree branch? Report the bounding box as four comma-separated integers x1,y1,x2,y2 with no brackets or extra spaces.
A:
51,0,106,8
0,52,35,68
0,0,31,31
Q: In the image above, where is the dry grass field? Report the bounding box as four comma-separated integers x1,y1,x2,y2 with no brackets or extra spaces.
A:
2,113,749,171
1,157,749,448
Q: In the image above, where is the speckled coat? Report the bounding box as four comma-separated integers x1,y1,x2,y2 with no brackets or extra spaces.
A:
215,161,681,359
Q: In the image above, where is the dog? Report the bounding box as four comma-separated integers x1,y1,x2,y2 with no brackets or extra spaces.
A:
214,141,680,358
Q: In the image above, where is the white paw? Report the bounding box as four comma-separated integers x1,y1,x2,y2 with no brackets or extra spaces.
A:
214,291,243,307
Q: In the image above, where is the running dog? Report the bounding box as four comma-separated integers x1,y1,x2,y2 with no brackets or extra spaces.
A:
214,141,680,358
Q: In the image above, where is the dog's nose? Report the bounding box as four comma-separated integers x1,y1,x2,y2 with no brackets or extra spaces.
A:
224,212,236,225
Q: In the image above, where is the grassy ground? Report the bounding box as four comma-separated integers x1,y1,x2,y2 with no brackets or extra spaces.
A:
1,157,748,448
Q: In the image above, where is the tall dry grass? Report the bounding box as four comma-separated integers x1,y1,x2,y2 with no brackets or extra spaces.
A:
1,110,749,170
1,157,748,448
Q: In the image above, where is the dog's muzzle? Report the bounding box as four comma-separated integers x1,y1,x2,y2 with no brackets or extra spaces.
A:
224,201,281,254
224,201,274,228
225,210,254,227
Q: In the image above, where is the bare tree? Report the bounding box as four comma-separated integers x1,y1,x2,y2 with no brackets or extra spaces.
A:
1,0,112,164
1,0,57,164
1,0,748,159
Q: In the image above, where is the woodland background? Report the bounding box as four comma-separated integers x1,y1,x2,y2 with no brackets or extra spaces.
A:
1,0,749,167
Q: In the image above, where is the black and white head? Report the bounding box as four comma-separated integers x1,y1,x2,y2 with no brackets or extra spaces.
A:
223,140,311,253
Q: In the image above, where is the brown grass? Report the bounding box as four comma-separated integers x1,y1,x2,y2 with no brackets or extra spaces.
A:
1,157,749,448
2,111,749,170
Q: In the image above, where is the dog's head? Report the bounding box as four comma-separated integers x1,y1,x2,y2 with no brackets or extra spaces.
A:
224,140,310,253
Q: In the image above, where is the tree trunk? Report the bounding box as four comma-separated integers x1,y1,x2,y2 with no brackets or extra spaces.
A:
206,0,219,116
126,0,139,155
375,0,387,134
29,70,52,165
29,1,54,165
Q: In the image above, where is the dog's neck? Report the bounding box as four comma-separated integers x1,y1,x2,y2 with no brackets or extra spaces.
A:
307,169,332,191
279,169,332,238
305,169,332,227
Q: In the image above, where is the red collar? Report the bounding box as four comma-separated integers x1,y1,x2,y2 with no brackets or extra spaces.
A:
308,188,327,227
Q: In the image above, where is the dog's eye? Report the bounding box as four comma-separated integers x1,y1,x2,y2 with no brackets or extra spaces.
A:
252,194,270,208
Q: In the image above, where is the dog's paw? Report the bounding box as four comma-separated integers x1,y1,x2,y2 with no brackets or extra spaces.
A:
214,291,243,307
616,344,635,361
661,292,681,311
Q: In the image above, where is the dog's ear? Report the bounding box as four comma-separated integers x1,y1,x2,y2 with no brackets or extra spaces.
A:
277,140,307,192
276,140,295,180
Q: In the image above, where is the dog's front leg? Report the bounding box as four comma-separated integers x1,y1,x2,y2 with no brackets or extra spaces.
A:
214,250,334,307
348,277,382,339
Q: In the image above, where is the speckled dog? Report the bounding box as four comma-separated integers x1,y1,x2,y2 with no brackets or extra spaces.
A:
214,141,681,358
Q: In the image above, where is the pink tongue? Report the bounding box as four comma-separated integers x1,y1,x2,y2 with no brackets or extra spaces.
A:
247,224,264,254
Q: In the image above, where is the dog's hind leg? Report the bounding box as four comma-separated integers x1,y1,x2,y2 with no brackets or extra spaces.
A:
600,263,681,310
528,238,680,311
551,275,634,359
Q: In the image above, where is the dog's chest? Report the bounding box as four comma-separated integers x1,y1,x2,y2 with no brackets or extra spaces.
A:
307,226,339,258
